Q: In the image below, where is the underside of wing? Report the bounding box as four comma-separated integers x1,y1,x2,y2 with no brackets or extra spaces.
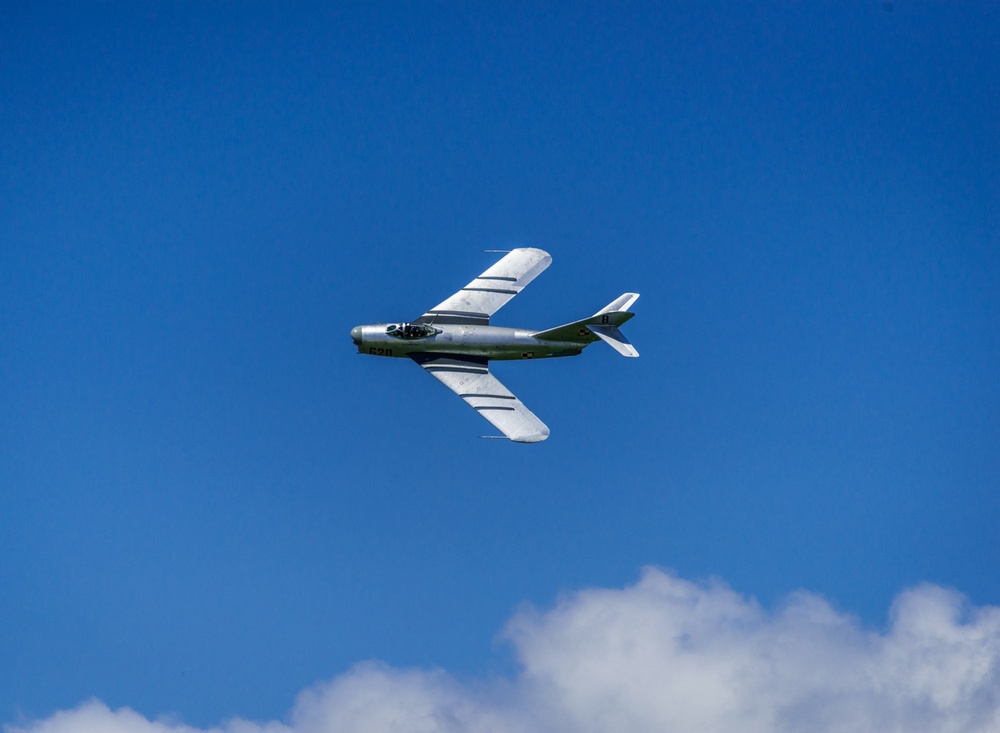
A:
410,354,549,443
415,248,551,326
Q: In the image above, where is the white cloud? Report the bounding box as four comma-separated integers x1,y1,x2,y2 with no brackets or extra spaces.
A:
7,568,1000,733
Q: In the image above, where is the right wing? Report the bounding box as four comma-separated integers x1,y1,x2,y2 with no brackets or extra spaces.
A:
415,248,551,326
410,354,550,443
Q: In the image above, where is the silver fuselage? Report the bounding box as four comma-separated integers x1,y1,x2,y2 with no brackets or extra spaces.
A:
352,324,585,360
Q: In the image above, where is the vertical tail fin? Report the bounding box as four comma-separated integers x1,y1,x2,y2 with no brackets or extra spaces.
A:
597,292,640,315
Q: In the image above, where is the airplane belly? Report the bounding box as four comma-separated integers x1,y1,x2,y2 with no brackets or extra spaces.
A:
490,339,582,360
360,337,581,361
376,327,583,360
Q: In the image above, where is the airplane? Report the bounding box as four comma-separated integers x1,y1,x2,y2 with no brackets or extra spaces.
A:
350,248,638,443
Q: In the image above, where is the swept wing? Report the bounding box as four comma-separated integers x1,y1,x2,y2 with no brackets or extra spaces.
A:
414,248,551,326
410,354,549,443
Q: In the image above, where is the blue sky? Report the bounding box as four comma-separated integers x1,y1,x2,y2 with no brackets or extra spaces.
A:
2,3,998,731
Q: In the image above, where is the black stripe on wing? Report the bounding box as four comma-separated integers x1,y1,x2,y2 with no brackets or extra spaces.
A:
409,353,488,370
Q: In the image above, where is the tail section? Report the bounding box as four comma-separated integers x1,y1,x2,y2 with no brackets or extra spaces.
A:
533,292,640,357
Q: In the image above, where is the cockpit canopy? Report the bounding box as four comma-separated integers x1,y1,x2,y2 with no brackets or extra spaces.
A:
386,322,439,340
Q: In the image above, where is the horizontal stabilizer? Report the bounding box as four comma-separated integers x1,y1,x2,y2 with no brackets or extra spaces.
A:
590,325,639,357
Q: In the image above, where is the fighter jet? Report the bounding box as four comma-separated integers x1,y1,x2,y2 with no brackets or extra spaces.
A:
350,248,638,442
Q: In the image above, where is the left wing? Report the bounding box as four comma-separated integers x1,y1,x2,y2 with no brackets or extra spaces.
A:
415,248,551,326
410,354,549,443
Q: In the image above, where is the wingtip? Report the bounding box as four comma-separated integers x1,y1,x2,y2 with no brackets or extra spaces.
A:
511,425,550,443
512,433,549,443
